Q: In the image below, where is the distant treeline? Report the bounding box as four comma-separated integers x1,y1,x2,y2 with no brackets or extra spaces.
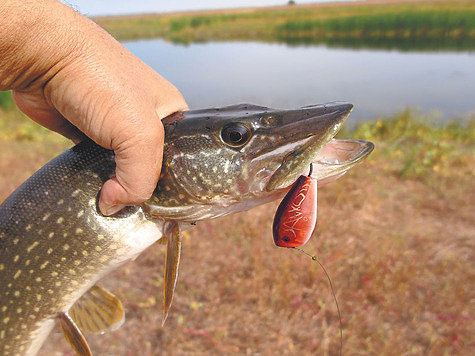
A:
95,0,475,50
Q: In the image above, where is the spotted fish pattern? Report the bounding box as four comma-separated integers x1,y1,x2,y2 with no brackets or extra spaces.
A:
0,142,163,355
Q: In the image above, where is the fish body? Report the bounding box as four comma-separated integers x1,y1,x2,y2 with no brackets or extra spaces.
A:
0,142,164,355
0,102,374,355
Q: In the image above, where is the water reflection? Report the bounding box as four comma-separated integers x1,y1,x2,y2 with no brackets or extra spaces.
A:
124,39,474,122
280,36,475,52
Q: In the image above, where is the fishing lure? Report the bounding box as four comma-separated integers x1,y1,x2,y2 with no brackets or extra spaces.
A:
273,164,317,247
273,164,342,355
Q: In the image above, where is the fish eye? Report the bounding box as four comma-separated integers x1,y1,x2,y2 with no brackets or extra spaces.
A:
221,123,252,147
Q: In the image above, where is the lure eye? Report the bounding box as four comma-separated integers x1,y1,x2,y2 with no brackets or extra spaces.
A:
221,123,251,147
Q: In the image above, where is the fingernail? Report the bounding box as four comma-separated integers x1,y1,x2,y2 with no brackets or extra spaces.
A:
100,203,125,216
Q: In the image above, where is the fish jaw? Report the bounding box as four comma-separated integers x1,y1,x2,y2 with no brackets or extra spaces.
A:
264,102,353,191
312,139,375,185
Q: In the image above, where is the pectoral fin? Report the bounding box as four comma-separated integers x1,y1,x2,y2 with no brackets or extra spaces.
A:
163,222,182,325
68,285,125,335
156,236,168,245
58,312,92,356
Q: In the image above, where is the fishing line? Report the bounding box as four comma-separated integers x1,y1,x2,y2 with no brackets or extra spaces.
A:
290,247,343,356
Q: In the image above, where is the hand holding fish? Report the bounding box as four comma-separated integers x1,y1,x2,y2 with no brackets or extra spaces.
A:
0,0,188,215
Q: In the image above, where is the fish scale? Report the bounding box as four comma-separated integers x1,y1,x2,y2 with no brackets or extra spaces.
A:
0,102,374,355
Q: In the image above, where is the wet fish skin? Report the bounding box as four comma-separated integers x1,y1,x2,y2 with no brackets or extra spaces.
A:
0,102,373,355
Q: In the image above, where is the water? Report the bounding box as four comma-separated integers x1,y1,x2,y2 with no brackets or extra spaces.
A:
124,39,474,122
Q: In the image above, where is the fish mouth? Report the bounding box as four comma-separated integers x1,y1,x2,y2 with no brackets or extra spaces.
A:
265,102,355,191
310,139,374,185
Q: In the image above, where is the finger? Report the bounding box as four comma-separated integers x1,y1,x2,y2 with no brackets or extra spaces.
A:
98,125,165,215
98,178,128,216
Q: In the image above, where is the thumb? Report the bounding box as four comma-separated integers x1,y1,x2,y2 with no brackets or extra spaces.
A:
98,178,138,216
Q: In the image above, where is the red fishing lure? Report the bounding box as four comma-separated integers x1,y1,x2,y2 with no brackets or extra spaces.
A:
273,166,342,355
273,165,317,247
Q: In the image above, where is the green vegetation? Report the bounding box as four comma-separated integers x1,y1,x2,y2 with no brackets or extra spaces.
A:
0,91,68,144
94,16,167,41
95,0,475,50
342,109,474,183
0,91,13,111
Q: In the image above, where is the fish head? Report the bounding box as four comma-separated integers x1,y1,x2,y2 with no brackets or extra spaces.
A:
143,102,374,221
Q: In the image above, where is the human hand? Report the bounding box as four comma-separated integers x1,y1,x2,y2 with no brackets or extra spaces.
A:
0,0,188,215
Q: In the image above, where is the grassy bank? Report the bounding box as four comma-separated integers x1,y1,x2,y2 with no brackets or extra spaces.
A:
0,92,68,145
95,0,475,50
1,97,473,355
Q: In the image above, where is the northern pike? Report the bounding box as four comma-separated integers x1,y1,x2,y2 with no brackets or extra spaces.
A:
0,102,374,355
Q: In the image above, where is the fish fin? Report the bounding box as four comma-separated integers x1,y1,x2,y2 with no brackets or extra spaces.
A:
156,236,168,245
68,285,125,335
58,312,92,356
163,222,182,325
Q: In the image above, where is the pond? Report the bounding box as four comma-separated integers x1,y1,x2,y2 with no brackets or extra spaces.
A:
124,39,474,123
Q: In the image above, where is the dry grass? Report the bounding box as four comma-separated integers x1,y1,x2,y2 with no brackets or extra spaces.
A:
0,107,473,355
